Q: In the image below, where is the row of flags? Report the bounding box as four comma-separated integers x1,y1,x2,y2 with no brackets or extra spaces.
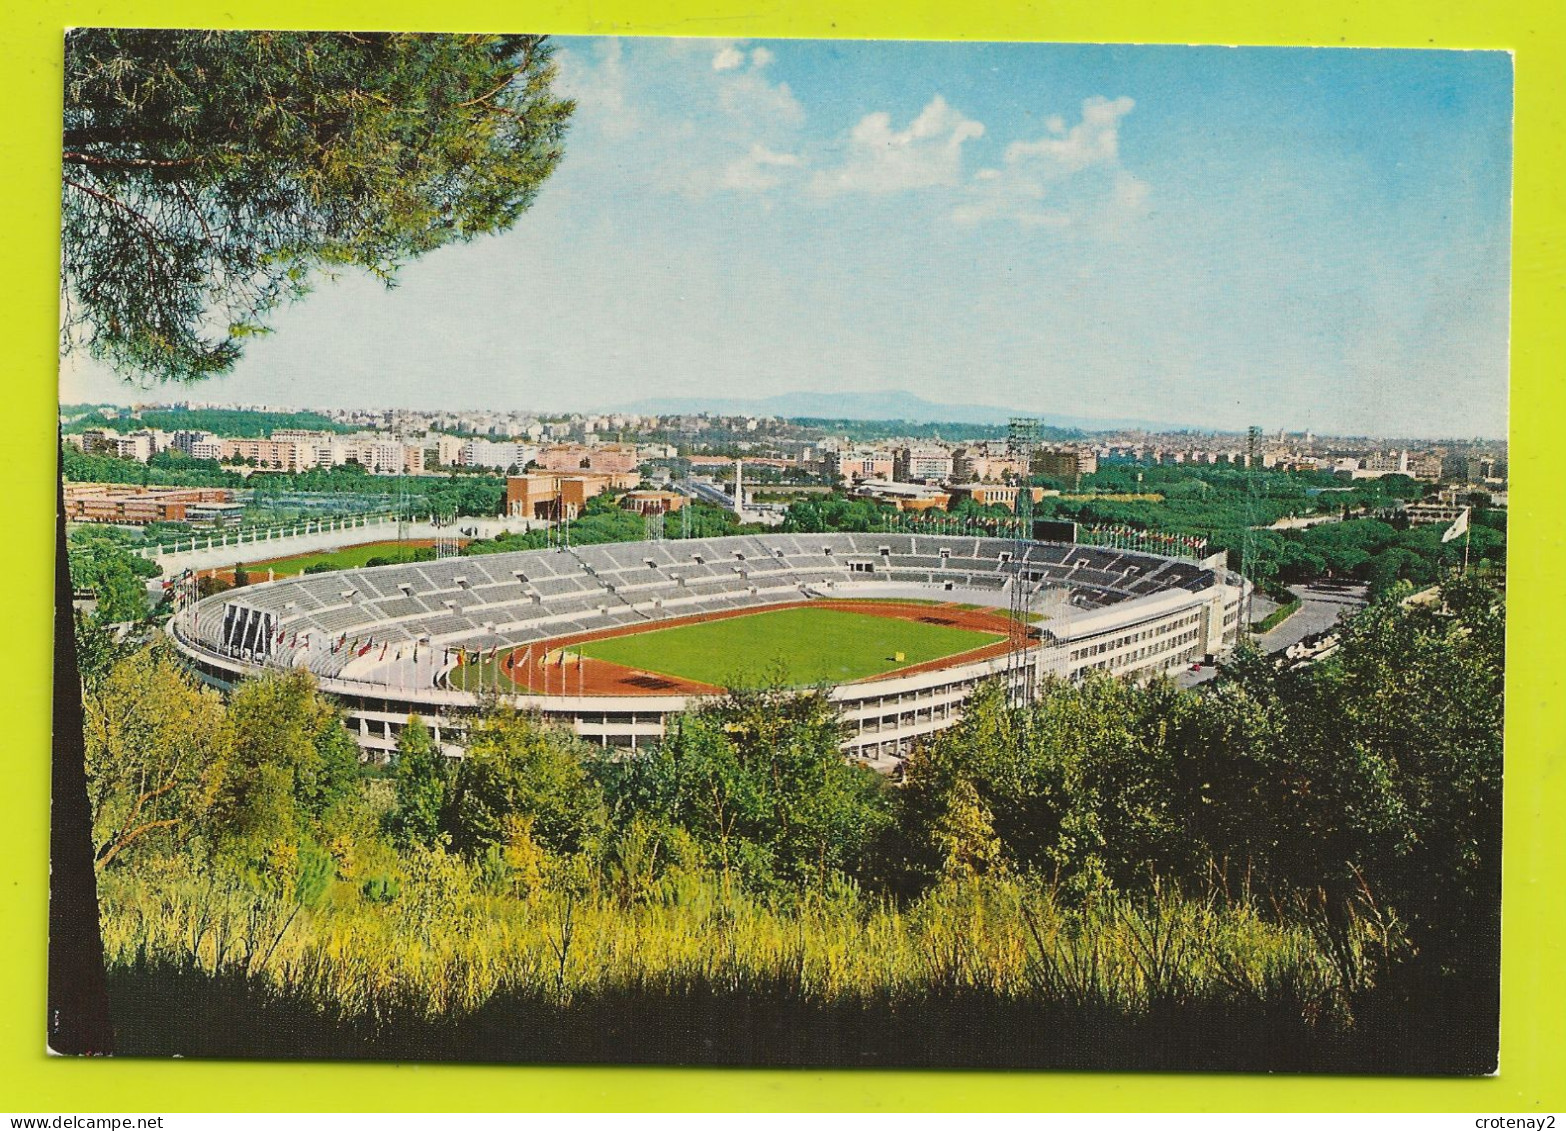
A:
897,514,1030,536
444,643,569,668
887,514,1210,560
1080,525,1209,558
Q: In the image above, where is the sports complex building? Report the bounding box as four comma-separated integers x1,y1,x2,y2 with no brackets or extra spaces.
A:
168,533,1248,764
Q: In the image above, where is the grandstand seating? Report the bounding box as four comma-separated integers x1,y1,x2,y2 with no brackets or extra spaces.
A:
175,533,1222,685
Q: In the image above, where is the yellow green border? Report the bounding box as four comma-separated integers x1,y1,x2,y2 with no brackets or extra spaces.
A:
4,0,1562,1113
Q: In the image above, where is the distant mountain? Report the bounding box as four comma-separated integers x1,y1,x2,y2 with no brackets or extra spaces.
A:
617,390,1184,433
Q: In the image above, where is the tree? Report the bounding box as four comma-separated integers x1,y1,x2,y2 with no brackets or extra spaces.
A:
72,611,135,689
66,531,160,624
1268,582,1505,973
89,554,150,624
783,494,893,534
601,685,891,890
446,708,607,861
386,717,448,849
704,684,888,888
83,643,234,869
928,777,1003,879
215,669,364,864
624,714,766,880
61,30,573,383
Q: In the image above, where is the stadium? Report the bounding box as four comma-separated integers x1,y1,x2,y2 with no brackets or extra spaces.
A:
167,533,1248,764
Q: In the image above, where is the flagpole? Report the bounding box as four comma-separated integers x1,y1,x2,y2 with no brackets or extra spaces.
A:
1463,508,1471,577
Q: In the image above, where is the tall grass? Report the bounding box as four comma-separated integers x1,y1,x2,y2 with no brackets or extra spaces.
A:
96,850,1403,1067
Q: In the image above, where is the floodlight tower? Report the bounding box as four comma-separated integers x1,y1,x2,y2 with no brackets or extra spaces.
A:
395,467,412,555
1006,417,1042,704
1240,425,1262,632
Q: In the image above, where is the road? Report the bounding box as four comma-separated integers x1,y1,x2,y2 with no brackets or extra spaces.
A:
1254,581,1368,655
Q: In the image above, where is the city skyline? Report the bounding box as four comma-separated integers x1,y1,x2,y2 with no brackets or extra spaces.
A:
60,39,1514,440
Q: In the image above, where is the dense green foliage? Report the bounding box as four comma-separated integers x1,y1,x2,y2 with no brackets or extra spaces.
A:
80,578,1502,1068
782,494,894,533
64,444,243,489
595,686,892,892
384,720,447,850
447,708,609,867
786,465,1505,593
1257,515,1504,592
266,465,506,519
67,526,161,622
1040,465,1502,589
62,30,572,382
63,407,355,438
892,577,1502,980
83,641,232,869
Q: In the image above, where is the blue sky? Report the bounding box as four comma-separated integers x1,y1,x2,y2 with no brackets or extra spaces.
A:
61,39,1513,438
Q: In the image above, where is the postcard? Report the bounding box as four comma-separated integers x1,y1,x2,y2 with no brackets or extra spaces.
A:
51,30,1510,1073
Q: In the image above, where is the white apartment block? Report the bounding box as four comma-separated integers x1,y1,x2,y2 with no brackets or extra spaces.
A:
460,438,539,470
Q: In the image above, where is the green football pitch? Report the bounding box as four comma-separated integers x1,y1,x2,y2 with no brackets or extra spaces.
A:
572,606,1004,688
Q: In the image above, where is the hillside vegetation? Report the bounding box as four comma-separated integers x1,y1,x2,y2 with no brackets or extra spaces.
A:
78,574,1502,1069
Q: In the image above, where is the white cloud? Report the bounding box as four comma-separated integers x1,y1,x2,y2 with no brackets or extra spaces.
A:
951,95,1148,230
718,71,805,130
557,39,806,198
557,45,1144,227
556,39,639,140
950,170,1070,229
1005,95,1134,172
722,143,804,191
810,96,985,196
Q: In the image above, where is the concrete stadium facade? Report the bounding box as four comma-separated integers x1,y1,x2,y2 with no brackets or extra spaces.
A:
168,533,1248,764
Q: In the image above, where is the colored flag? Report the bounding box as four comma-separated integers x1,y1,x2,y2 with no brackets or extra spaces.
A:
358,640,373,657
